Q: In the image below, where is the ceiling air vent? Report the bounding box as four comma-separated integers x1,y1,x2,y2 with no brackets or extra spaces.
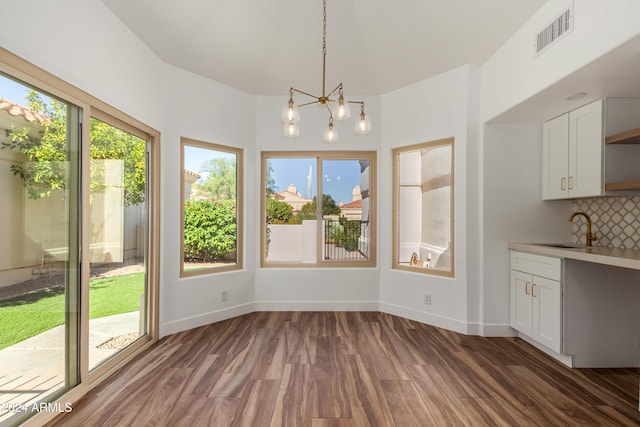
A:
535,3,573,56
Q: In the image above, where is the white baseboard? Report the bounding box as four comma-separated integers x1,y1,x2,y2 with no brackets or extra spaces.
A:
254,300,380,312
161,301,518,340
379,302,470,335
160,302,255,337
478,323,519,337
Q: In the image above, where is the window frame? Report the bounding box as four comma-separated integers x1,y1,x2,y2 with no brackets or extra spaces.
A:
392,138,455,277
179,137,244,277
261,150,377,268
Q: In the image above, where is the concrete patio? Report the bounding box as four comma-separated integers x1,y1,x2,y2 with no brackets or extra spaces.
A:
0,311,140,425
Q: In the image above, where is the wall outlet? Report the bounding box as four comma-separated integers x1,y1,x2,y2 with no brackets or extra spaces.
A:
424,293,431,305
220,289,229,303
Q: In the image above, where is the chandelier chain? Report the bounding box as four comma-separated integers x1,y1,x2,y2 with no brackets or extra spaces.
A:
322,0,327,56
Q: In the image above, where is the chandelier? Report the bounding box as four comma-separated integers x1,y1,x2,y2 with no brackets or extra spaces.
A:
281,0,372,143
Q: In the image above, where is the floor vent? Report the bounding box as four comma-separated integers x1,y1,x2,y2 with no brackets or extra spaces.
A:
535,3,573,56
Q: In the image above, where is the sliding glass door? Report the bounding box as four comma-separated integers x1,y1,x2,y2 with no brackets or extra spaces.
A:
0,66,156,425
0,75,81,423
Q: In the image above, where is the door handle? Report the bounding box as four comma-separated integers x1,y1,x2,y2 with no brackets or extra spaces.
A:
561,178,566,191
532,283,537,298
525,282,530,295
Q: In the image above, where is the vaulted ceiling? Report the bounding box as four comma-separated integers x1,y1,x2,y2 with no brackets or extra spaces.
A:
100,0,547,96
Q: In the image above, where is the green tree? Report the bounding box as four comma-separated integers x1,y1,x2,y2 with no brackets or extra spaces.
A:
297,194,341,219
89,117,146,206
1,91,146,206
266,198,293,224
196,157,236,200
297,199,316,221
265,159,277,195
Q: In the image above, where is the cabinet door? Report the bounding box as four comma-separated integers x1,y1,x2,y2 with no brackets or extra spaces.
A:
531,276,562,353
510,270,533,336
542,114,569,200
568,99,603,198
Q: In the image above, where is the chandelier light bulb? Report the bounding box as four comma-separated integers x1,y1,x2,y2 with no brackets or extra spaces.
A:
334,92,351,120
284,120,300,138
281,98,300,123
354,107,371,135
323,118,338,143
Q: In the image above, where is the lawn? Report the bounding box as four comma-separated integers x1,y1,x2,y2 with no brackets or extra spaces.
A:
0,272,144,351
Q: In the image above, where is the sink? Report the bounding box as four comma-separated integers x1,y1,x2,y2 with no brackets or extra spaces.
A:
534,243,584,249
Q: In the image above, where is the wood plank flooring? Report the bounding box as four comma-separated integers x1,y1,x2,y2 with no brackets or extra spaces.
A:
49,312,640,426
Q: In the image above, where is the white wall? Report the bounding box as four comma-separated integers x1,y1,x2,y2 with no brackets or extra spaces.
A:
379,65,477,334
482,0,640,122
159,65,257,336
254,95,382,311
481,124,572,330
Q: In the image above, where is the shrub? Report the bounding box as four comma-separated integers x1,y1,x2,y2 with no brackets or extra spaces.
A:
183,199,236,262
334,218,361,252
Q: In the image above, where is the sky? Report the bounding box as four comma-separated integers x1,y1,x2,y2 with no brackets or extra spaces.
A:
268,157,361,204
183,145,236,184
1,73,46,106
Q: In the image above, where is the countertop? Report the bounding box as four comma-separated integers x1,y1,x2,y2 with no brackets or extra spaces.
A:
509,242,640,271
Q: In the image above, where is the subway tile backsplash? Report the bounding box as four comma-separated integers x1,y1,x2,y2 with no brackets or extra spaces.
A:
573,197,640,250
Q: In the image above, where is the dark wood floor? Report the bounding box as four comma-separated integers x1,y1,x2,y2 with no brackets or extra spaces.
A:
50,312,640,426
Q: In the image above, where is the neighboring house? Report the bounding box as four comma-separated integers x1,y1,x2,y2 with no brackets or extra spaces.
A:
183,169,201,201
339,185,363,220
276,184,311,212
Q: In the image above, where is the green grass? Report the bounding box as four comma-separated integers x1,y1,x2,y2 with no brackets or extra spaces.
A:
0,272,144,351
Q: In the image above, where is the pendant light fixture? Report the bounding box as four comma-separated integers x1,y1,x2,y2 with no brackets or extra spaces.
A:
281,0,371,143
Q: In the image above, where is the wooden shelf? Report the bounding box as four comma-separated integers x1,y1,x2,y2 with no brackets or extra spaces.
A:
606,127,640,144
605,180,640,191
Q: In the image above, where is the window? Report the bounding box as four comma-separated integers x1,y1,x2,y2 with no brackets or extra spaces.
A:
392,138,454,276
261,151,376,267
0,50,159,426
180,138,243,276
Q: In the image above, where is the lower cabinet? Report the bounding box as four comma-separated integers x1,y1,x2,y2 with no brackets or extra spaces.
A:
510,251,562,353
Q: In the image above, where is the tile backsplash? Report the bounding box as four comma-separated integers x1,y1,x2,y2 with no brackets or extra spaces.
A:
573,197,640,250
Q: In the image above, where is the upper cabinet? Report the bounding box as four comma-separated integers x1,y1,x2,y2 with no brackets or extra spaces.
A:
542,98,640,200
542,100,602,200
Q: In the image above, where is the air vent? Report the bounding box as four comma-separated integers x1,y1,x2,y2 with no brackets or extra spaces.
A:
535,3,573,55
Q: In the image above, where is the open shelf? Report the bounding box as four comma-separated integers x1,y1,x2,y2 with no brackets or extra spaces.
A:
605,127,640,144
605,180,640,191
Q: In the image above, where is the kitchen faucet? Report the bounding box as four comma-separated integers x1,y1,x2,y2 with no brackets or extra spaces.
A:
568,211,597,247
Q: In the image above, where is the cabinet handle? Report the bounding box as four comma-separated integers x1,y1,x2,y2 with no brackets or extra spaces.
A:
560,178,566,190
532,284,537,298
525,282,530,295
568,176,574,190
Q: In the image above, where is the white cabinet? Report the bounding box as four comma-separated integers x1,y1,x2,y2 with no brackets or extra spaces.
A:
542,99,603,200
510,251,562,353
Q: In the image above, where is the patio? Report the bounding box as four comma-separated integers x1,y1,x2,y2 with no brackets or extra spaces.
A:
0,311,140,425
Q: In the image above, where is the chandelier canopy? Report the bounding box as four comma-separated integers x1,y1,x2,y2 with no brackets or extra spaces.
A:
281,0,372,143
